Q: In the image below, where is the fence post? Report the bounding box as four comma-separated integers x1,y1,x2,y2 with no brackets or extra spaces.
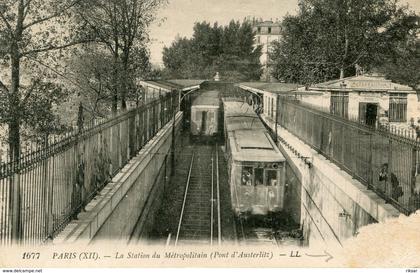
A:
171,90,177,176
387,137,393,197
129,112,135,158
367,133,373,189
10,170,21,244
410,145,417,213
42,136,54,242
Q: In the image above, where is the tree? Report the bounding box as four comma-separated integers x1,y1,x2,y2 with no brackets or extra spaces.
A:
67,50,116,120
378,11,419,89
162,20,262,81
380,39,420,90
270,0,418,85
0,0,88,161
75,0,165,112
162,36,198,78
64,42,152,123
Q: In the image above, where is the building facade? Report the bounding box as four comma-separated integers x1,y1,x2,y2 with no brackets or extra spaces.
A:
252,20,282,82
295,74,417,128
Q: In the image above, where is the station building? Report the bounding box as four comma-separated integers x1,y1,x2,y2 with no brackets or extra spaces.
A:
239,74,418,129
297,74,417,128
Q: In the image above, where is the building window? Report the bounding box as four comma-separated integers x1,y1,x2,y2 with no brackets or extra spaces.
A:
268,27,272,34
241,166,253,186
265,170,277,186
330,91,349,118
257,27,261,33
389,93,407,122
255,168,264,186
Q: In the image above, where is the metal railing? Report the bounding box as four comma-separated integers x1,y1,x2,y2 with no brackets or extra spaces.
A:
0,91,179,245
278,97,420,215
293,98,419,141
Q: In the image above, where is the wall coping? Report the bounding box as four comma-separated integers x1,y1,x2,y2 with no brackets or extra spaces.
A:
53,112,183,245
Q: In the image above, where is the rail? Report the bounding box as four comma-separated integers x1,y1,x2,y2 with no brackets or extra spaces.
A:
0,91,179,245
174,145,221,245
211,152,214,245
174,152,195,246
215,145,221,246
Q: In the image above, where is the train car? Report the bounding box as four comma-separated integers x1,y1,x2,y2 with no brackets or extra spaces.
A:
190,90,220,137
223,99,286,217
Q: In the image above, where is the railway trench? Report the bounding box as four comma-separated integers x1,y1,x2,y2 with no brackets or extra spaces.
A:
147,129,303,246
148,131,236,245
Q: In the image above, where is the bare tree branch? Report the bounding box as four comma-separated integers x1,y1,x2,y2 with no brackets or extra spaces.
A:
20,79,39,107
21,55,87,107
0,79,10,94
22,0,32,22
22,0,82,30
0,10,14,36
20,39,93,56
75,10,117,54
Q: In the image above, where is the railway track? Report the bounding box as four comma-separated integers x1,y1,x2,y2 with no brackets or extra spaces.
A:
235,217,279,246
173,144,222,246
234,214,303,246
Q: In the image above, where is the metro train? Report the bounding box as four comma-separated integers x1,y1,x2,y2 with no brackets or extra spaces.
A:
222,99,286,217
190,90,220,138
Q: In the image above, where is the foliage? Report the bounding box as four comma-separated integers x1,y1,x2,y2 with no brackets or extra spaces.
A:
0,0,89,159
75,0,165,111
378,16,420,90
269,0,419,86
162,20,262,81
0,0,162,160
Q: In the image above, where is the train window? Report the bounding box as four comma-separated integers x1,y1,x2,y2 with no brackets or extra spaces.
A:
265,170,277,186
255,168,264,186
242,166,253,186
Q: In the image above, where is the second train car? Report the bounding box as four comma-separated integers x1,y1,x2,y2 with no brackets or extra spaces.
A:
190,90,220,137
223,99,286,217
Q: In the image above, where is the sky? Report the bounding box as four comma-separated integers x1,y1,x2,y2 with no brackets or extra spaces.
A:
148,0,420,66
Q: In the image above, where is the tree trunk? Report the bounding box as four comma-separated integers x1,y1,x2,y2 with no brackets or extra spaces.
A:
111,48,119,114
120,51,129,110
8,43,21,162
340,26,349,80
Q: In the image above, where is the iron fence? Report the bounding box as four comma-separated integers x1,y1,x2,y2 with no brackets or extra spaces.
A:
278,97,420,215
0,91,178,245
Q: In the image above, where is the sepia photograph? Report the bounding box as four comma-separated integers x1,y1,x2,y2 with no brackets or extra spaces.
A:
0,0,419,270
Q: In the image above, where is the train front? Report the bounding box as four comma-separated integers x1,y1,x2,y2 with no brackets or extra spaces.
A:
229,130,286,218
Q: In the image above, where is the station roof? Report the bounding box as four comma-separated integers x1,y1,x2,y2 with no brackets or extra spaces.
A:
310,74,414,93
166,79,206,88
139,79,205,92
237,82,302,94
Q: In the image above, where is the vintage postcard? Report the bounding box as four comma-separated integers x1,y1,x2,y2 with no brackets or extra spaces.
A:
0,0,419,270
